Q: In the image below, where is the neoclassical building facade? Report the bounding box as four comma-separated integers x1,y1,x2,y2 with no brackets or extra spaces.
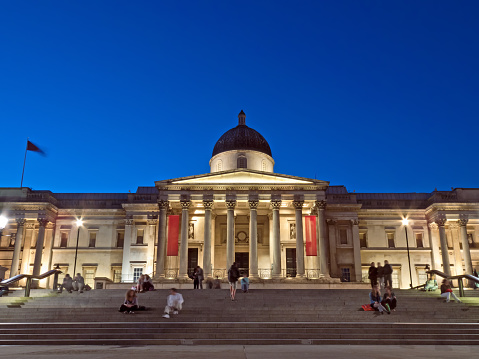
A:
1,111,478,289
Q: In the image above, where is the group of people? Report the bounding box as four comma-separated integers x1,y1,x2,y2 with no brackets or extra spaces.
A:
118,287,184,316
368,260,393,289
136,274,154,292
369,284,397,314
58,273,87,293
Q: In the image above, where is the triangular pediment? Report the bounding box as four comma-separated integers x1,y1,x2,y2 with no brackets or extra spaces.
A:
156,169,328,187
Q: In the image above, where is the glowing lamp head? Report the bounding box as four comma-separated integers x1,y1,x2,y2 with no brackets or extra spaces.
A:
0,215,8,230
402,218,409,226
76,219,83,227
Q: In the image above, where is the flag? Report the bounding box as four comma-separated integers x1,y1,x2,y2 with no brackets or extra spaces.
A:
305,216,318,256
27,141,46,156
166,215,180,256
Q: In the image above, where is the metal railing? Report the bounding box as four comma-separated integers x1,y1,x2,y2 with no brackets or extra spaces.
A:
0,269,62,297
161,268,323,280
426,269,479,297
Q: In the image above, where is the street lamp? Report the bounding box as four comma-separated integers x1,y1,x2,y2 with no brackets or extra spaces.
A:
73,219,83,276
402,218,413,288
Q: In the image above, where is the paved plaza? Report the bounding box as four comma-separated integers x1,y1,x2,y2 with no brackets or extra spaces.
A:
1,345,477,359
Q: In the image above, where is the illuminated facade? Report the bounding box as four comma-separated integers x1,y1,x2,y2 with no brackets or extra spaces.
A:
1,111,478,288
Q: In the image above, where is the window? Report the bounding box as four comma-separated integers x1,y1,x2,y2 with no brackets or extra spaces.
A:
60,232,68,248
359,232,367,248
415,233,423,248
217,160,223,172
83,267,96,287
387,233,395,248
133,267,143,282
468,233,476,248
339,229,348,245
136,229,144,244
340,268,351,282
89,232,96,248
117,232,124,248
112,268,122,283
237,156,247,168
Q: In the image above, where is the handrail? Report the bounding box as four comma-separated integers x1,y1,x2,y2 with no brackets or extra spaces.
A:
0,269,62,297
426,270,479,297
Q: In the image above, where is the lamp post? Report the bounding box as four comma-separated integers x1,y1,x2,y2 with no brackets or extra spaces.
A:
402,218,413,288
73,219,83,277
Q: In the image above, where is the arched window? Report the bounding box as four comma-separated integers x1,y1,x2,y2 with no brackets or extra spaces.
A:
237,156,247,169
217,160,223,172
262,160,267,172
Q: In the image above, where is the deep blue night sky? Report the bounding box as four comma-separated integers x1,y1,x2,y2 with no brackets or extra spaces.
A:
1,1,478,194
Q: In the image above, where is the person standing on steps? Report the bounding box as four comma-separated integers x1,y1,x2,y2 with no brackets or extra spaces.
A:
241,273,250,293
196,266,204,289
228,262,240,301
377,262,385,290
368,262,378,289
383,260,393,288
163,288,184,318
72,273,85,293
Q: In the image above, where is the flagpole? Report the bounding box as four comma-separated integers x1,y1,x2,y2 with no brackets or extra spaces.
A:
20,139,28,188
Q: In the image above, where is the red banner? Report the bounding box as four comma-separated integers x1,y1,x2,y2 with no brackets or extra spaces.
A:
167,215,179,256
305,216,317,256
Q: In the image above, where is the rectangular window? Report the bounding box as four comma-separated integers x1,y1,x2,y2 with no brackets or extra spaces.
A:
89,232,96,248
117,232,124,248
136,229,144,244
60,232,68,248
339,229,348,245
83,268,96,287
468,233,476,248
133,267,143,282
387,233,395,248
415,233,423,248
359,232,367,248
113,268,122,283
340,267,351,282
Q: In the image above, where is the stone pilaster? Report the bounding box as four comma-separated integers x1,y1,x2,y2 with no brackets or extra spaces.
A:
203,200,213,278
293,201,305,278
428,222,441,270
155,200,168,278
121,217,134,282
316,200,329,277
458,215,473,286
351,219,362,282
326,219,338,277
271,199,282,278
10,218,25,277
226,200,236,269
178,200,191,278
249,200,259,278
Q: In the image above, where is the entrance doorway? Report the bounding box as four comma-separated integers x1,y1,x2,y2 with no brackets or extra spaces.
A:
286,248,297,277
188,248,198,278
235,252,249,276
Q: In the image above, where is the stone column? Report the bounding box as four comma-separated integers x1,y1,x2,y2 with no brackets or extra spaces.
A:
458,215,473,285
293,201,305,278
121,217,134,282
436,216,451,277
10,218,26,277
32,218,48,277
203,200,213,278
155,200,168,278
351,219,362,282
271,199,282,278
249,200,259,278
147,216,157,275
316,200,329,277
178,200,191,278
226,200,236,269
427,222,441,270
327,219,338,277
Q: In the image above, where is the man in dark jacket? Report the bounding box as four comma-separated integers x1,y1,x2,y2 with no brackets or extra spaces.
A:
383,260,393,288
368,262,378,288
228,262,240,301
377,262,384,289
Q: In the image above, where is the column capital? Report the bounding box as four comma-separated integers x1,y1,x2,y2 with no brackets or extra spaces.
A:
270,200,282,210
16,218,26,226
226,200,237,209
249,200,259,210
125,216,134,226
37,218,49,227
147,219,158,225
158,200,169,210
326,219,337,225
350,219,359,226
315,200,327,210
428,222,438,230
458,214,469,227
180,200,191,210
292,201,304,210
449,222,459,230
435,215,447,227
203,200,214,210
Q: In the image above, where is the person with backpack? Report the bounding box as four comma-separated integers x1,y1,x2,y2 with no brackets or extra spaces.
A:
228,262,240,301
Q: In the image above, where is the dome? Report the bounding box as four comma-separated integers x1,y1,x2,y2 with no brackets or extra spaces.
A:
212,111,272,157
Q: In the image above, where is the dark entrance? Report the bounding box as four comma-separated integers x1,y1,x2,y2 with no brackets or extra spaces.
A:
286,248,297,277
188,248,198,278
235,252,249,276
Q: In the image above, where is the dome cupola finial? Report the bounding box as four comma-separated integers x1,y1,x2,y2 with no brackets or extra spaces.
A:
238,110,246,126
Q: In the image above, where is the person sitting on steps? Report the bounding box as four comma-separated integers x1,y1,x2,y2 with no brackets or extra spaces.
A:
163,288,184,319
440,279,462,303
119,289,139,314
381,286,397,312
370,284,388,314
58,274,73,293
72,273,85,293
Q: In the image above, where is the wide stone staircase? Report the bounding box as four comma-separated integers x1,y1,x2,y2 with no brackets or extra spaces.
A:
1,288,479,345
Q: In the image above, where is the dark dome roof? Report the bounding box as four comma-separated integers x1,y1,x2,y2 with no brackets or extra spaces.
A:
212,111,272,157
